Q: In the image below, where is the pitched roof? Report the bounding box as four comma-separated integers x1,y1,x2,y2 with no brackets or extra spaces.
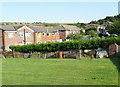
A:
0,25,16,31
14,26,23,30
0,25,80,32
54,25,65,30
61,25,80,31
28,26,59,32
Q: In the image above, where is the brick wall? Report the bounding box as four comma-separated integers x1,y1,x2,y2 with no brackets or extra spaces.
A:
0,30,3,51
4,31,18,51
0,30,3,46
59,30,66,40
35,32,60,43
17,28,34,45
4,27,35,50
3,28,61,50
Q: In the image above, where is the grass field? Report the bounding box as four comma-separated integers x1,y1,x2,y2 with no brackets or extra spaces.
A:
2,58,118,85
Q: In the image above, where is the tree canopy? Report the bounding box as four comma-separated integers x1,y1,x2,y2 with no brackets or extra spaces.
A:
89,14,120,25
108,21,120,35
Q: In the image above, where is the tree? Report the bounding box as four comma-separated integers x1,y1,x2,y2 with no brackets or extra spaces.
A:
104,16,116,22
89,14,120,25
89,21,99,24
67,32,84,40
79,23,87,28
86,30,98,37
108,21,120,35
85,27,97,32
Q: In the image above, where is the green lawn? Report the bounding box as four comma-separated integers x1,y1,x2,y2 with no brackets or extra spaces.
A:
2,58,118,85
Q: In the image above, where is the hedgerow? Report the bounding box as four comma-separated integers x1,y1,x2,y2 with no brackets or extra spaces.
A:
10,37,120,53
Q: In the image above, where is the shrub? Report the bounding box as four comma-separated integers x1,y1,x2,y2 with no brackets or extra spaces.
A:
85,27,97,32
10,37,120,53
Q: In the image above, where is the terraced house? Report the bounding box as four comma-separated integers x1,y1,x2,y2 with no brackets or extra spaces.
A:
0,25,80,51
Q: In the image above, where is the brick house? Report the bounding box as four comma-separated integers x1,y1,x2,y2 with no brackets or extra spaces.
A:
85,24,105,33
0,25,80,51
58,25,80,40
0,25,61,51
29,26,61,43
0,25,18,51
0,29,4,51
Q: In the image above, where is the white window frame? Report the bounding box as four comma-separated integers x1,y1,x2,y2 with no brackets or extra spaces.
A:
19,32,24,37
37,32,40,37
25,32,31,37
8,32,13,38
52,32,58,36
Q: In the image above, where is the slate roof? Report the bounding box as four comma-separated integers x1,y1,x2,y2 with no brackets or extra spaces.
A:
61,25,80,31
14,26,23,30
28,26,59,32
0,25,16,31
0,25,80,32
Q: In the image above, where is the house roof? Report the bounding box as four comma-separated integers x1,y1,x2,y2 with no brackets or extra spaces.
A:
0,25,16,31
29,25,80,32
0,25,80,32
14,26,23,30
54,25,65,30
85,24,98,28
28,26,59,32
61,25,80,31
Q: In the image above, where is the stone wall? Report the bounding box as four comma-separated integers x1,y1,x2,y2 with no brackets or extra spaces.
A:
109,43,120,58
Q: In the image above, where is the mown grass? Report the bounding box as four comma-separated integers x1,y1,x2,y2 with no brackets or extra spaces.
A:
2,58,118,85
0,59,2,86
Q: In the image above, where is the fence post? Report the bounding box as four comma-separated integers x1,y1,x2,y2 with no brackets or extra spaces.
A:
44,52,47,59
79,50,81,59
12,49,15,58
58,52,63,59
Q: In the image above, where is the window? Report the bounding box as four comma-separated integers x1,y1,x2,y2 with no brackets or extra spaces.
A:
8,32,13,38
46,33,50,36
19,32,31,37
52,32,57,36
37,33,40,37
26,32,31,37
42,32,46,36
19,32,24,37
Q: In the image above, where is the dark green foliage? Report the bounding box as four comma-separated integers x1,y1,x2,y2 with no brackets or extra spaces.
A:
67,32,84,40
89,21,99,24
108,21,120,35
86,30,98,37
67,23,87,28
85,27,97,32
89,14,120,25
85,27,98,37
10,37,120,53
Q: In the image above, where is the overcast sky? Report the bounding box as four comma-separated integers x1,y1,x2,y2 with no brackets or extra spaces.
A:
0,0,119,23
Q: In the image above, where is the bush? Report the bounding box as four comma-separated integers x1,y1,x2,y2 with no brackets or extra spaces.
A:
10,37,120,53
85,27,97,32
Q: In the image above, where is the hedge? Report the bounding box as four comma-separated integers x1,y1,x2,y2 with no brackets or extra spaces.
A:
10,37,120,53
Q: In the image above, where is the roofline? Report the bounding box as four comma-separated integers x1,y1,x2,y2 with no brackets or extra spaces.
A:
0,28,4,30
4,31,17,32
17,26,35,32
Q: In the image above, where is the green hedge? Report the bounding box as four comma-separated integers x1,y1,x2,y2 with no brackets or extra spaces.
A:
10,37,120,53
